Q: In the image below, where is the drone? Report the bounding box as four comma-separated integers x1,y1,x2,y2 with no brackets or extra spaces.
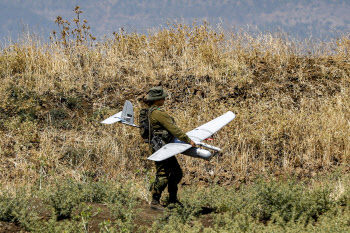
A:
102,100,235,161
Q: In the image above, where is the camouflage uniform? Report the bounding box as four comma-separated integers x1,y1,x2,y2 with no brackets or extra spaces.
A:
149,105,192,203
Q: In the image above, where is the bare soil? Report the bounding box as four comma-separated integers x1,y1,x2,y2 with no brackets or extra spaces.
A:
0,200,214,232
0,222,27,233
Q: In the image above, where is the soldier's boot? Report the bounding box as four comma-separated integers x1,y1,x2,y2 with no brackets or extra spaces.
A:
150,195,164,211
168,196,183,208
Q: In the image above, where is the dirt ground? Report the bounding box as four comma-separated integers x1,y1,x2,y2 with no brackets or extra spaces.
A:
0,222,26,233
0,201,214,232
88,202,214,232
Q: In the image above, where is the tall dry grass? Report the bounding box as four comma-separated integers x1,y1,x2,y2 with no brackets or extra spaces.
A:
1,10,350,192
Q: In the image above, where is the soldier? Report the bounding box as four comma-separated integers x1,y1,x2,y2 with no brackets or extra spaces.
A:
145,86,196,210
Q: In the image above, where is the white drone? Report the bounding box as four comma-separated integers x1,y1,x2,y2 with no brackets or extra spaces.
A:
102,101,235,161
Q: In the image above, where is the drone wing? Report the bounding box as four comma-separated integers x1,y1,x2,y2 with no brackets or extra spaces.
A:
147,111,235,161
101,111,123,124
186,111,235,142
147,143,192,161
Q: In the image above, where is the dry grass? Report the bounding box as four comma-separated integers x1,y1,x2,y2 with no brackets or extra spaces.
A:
1,11,350,194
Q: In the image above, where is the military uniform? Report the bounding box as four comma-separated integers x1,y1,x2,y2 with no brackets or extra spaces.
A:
145,86,192,208
149,106,192,203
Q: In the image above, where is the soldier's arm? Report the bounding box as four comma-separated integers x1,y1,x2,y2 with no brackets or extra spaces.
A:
152,110,192,144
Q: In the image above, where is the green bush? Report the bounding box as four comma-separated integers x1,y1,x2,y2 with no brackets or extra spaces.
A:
45,178,110,219
46,179,82,220
79,179,110,203
0,189,39,231
243,180,333,224
105,182,139,232
31,217,83,233
199,179,334,226
0,177,349,232
158,179,338,232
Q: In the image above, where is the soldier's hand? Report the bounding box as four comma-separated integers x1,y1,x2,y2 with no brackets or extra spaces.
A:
190,140,196,147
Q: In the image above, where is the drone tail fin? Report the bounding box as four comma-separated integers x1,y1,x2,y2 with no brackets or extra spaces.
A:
120,100,135,125
101,100,139,127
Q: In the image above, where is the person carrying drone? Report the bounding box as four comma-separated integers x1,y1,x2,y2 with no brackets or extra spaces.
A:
144,86,196,210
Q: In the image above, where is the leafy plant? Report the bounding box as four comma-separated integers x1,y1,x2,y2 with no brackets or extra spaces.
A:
0,189,39,231
74,203,100,233
46,179,82,220
105,183,139,232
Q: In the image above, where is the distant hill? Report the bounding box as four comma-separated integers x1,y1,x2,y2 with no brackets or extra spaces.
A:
1,0,350,42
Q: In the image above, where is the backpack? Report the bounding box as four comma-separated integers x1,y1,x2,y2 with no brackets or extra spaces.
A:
139,107,172,151
139,107,156,140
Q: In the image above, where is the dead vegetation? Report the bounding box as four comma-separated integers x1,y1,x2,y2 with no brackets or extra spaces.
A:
0,8,350,194
1,6,350,232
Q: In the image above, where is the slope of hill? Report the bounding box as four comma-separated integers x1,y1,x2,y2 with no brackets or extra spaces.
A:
1,4,350,231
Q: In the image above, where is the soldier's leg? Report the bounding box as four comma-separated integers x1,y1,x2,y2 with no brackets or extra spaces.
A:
167,157,183,203
150,161,169,204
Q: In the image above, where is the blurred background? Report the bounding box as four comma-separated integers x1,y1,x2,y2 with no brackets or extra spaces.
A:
1,0,350,42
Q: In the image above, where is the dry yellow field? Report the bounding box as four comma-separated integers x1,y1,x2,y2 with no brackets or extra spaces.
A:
1,9,350,232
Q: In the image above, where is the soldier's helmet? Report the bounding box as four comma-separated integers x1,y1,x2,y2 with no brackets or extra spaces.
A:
146,86,168,101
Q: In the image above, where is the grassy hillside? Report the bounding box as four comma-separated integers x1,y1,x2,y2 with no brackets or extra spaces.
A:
1,16,350,183
1,11,350,231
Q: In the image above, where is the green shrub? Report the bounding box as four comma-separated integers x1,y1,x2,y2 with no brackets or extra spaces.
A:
105,182,139,232
31,217,83,233
244,180,333,224
79,179,110,203
74,203,100,233
46,179,82,220
161,179,338,232
0,189,39,231
336,184,350,207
